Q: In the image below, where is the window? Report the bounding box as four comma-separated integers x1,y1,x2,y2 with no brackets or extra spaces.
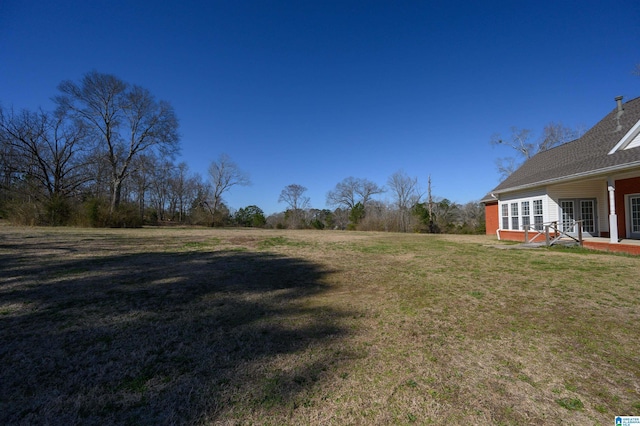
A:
533,199,543,230
511,203,519,230
502,204,509,230
521,201,530,229
502,198,544,232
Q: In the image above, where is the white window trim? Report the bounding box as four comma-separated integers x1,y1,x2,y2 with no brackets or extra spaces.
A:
625,193,640,238
499,196,546,231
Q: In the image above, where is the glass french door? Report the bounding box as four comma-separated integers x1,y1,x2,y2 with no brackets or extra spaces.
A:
580,200,596,235
559,199,597,237
560,200,575,233
630,195,640,239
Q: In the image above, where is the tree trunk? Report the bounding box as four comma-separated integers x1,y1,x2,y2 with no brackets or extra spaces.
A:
110,178,123,215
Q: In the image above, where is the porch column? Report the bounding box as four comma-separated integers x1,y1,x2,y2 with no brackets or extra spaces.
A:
608,178,619,244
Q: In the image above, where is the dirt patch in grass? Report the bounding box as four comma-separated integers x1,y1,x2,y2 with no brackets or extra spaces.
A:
1,227,639,424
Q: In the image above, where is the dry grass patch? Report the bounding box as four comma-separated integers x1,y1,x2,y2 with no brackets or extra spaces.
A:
1,227,639,424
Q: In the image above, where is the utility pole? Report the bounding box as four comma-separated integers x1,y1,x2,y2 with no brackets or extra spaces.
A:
428,175,435,233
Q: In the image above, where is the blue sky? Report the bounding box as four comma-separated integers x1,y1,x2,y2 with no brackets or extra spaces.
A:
1,1,638,215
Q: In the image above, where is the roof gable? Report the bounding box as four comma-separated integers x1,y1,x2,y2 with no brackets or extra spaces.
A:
608,118,640,153
491,96,640,195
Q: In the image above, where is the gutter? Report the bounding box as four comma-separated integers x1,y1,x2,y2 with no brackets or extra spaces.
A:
491,161,640,196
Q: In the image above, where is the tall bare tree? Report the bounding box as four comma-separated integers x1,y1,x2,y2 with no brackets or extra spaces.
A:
279,183,309,211
278,183,309,228
0,106,90,224
169,162,199,222
55,71,179,214
491,123,580,180
387,170,420,232
326,177,384,210
205,153,250,226
128,153,156,221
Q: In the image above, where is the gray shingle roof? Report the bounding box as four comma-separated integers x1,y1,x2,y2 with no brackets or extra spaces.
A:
489,96,640,196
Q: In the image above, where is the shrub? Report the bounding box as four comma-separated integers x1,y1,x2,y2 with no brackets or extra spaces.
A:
108,203,143,228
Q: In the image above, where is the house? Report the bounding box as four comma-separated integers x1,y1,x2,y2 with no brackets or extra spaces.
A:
483,96,640,254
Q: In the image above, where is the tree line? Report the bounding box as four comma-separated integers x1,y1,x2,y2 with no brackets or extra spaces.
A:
1,71,485,233
270,176,484,234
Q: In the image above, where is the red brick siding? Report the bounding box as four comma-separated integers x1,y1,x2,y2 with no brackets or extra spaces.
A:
497,229,556,243
485,202,499,236
615,176,640,239
583,240,640,255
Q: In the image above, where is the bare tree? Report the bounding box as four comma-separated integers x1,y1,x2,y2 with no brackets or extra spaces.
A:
358,200,390,231
331,207,350,230
278,183,309,228
149,158,175,221
458,200,485,233
491,123,580,180
279,183,309,211
204,153,250,226
128,154,157,221
490,127,534,159
387,170,420,232
0,106,91,224
169,162,199,222
55,71,179,214
327,177,384,210
326,177,358,210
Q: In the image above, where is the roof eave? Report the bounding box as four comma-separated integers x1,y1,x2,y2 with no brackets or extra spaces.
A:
491,161,640,196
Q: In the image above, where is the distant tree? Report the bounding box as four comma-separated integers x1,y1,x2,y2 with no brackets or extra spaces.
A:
458,201,485,234
358,200,390,231
308,208,333,230
0,125,17,184
491,123,581,180
128,154,157,221
433,198,459,233
0,106,91,224
148,158,174,221
411,202,432,233
331,207,350,230
318,209,335,229
55,71,180,215
327,177,384,210
348,202,365,230
235,205,266,227
387,170,421,232
205,153,250,226
169,162,199,223
188,179,214,225
278,184,309,228
265,211,286,229
278,184,309,211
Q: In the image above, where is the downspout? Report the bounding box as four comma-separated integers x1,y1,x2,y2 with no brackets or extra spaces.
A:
608,177,619,243
491,193,501,240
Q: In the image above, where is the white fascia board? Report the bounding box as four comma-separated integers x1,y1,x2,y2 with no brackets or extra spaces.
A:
493,161,640,196
609,118,640,154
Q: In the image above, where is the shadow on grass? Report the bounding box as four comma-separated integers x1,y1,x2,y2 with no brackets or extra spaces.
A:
0,244,346,424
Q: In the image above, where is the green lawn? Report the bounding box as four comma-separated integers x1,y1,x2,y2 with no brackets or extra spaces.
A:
1,226,638,425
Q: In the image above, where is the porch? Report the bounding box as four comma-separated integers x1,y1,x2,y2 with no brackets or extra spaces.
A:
497,223,640,256
582,237,640,255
